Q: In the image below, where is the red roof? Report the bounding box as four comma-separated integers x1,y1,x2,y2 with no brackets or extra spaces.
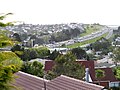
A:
13,71,47,90
94,68,118,82
44,60,118,84
45,60,54,71
77,60,95,81
45,60,96,80
47,75,104,90
14,71,104,90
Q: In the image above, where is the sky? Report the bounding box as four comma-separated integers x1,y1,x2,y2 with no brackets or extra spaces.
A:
0,0,120,25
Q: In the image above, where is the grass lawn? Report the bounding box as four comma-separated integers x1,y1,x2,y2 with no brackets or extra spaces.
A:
80,25,103,37
66,32,109,49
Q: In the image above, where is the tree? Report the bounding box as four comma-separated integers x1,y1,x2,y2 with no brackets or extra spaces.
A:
71,47,87,59
113,47,120,65
0,52,23,90
21,61,44,77
34,47,50,59
113,66,120,80
87,53,97,60
21,49,39,61
49,49,61,60
11,44,24,52
46,52,85,80
0,13,13,27
0,30,14,48
0,13,22,90
13,33,22,42
91,37,111,52
95,69,105,85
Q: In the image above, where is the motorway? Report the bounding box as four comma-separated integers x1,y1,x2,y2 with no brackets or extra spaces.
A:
46,27,113,48
105,28,113,39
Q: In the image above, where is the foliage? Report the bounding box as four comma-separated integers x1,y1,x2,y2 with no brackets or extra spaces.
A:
21,61,44,77
12,33,22,42
0,13,13,27
0,30,14,48
0,51,23,90
112,47,120,64
50,28,82,42
80,24,102,37
110,87,120,90
21,49,38,61
33,47,50,58
46,52,85,80
49,49,61,60
0,13,23,90
95,69,105,80
11,44,24,52
87,53,97,60
71,47,87,59
11,46,50,61
91,37,111,52
113,66,120,80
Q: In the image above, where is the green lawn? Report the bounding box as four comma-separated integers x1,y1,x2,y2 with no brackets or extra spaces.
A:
66,32,109,49
80,25,103,37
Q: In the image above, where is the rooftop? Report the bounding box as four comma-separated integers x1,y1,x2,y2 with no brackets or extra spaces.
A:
13,71,104,90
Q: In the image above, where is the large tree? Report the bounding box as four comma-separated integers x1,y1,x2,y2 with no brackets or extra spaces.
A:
91,37,111,52
13,33,22,42
49,49,61,60
0,52,22,90
46,52,85,80
33,47,50,59
71,47,87,59
0,13,23,90
21,61,44,77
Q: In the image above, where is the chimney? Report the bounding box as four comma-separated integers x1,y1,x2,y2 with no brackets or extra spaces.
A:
85,68,89,82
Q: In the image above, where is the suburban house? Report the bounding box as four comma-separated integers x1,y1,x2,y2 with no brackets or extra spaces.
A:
14,71,104,90
44,60,119,88
94,68,119,88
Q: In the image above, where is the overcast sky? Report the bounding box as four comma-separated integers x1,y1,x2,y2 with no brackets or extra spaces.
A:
0,0,120,25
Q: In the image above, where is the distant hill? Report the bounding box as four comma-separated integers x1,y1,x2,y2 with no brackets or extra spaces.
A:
0,23,106,45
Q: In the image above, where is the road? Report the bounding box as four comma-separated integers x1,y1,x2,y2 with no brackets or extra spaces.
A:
46,27,112,48
105,28,113,39
96,56,115,68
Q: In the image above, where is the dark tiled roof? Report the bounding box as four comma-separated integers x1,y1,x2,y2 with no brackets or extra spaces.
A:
14,71,104,90
14,71,48,90
47,75,104,90
44,60,54,71
95,68,117,82
77,60,96,81
45,60,96,80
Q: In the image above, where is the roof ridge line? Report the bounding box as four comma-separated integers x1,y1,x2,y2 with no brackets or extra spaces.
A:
60,75,104,88
18,71,49,82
